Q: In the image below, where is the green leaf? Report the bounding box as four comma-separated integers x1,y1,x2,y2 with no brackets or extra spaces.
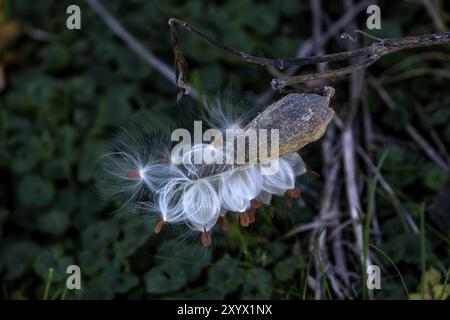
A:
421,164,449,191
3,241,40,280
116,273,140,294
39,43,70,71
81,220,120,250
198,65,224,90
208,256,244,295
156,240,212,282
18,175,55,208
266,241,286,263
78,249,109,277
423,108,450,128
274,256,299,282
37,209,70,236
428,185,450,234
11,146,39,174
144,262,187,294
0,208,9,223
25,74,57,107
102,88,133,126
242,268,272,299
33,248,73,282
274,0,302,16
68,76,96,104
243,4,279,35
77,140,109,182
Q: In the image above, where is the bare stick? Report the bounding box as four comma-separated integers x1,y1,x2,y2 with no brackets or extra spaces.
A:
341,0,371,279
272,32,450,90
368,77,450,172
284,0,373,75
283,219,338,239
332,113,420,234
342,129,365,261
86,0,198,99
311,1,326,298
258,0,372,104
276,54,375,89
356,146,420,234
168,16,450,95
169,2,373,70
407,88,450,165
310,1,347,299
422,0,447,32
361,92,382,245
168,18,368,69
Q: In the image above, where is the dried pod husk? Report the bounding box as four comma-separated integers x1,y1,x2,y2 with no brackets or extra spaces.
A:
241,87,335,161
199,87,335,177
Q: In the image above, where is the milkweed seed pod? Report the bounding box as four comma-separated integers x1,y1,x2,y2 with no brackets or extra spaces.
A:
242,87,335,158
100,87,335,247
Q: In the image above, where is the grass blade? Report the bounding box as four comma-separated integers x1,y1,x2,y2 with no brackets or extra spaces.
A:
369,244,409,297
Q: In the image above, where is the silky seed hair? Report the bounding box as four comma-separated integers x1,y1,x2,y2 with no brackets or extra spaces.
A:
100,89,334,246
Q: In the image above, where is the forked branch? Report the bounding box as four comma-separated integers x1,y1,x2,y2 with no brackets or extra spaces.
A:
168,18,450,97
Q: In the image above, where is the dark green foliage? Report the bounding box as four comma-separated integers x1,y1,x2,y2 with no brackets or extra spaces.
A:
0,0,449,299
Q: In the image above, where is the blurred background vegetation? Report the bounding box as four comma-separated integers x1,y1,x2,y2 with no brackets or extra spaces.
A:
0,0,449,299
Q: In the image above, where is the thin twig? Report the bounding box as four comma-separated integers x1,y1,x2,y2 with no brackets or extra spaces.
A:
342,128,365,261
168,16,450,95
287,0,374,74
341,0,371,276
272,31,450,90
422,0,447,32
167,18,369,69
356,146,420,234
283,218,337,239
258,0,372,104
85,0,197,99
333,112,420,234
312,0,325,300
362,91,382,245
406,87,450,165
368,77,450,172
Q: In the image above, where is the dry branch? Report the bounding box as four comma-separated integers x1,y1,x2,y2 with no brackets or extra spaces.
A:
168,17,450,97
86,0,198,99
368,77,450,172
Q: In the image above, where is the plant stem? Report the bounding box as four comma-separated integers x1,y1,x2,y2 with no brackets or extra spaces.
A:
43,268,54,300
419,202,427,299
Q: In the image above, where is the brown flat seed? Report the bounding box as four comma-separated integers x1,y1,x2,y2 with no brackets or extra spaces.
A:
218,216,229,231
201,229,212,247
284,195,293,209
211,135,223,148
154,219,165,234
286,188,301,198
239,212,250,227
307,166,321,177
248,209,256,224
251,199,261,209
127,169,141,181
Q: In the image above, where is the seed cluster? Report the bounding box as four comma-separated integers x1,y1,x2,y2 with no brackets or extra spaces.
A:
101,140,306,247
